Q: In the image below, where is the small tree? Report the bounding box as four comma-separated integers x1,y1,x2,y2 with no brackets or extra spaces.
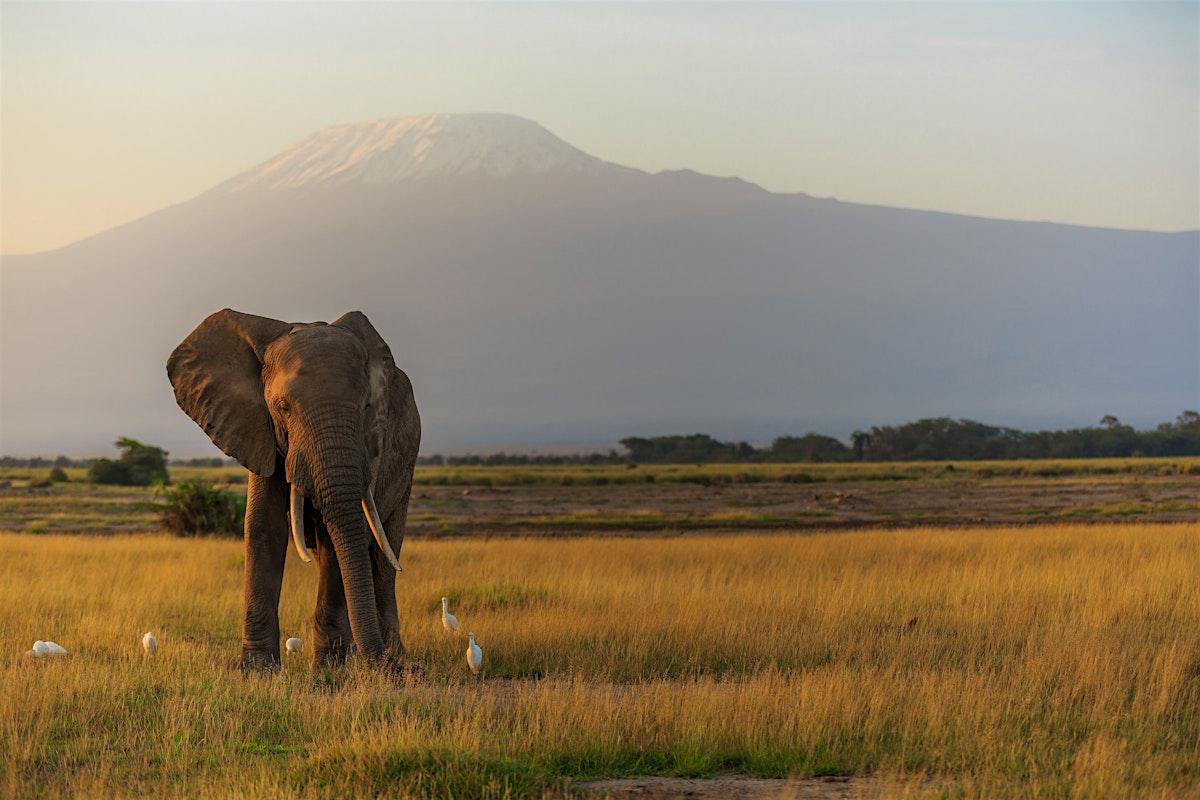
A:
87,437,170,486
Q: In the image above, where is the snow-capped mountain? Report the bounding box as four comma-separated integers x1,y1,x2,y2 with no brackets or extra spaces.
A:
1,114,1196,457
216,113,613,193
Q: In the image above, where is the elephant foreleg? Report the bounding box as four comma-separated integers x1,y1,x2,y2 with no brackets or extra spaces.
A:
241,470,290,671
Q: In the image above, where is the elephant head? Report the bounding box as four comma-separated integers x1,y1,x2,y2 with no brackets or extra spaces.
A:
167,309,420,670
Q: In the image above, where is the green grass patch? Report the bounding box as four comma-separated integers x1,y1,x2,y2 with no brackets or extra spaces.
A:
412,457,1200,488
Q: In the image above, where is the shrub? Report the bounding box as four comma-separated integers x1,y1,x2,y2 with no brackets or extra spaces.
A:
48,467,69,483
161,481,244,537
88,437,170,486
87,458,127,485
778,471,817,484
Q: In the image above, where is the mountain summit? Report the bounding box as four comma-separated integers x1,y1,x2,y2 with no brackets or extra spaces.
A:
217,113,611,193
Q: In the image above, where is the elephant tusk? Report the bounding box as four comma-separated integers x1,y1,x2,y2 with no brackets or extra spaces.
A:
290,484,313,564
363,492,402,572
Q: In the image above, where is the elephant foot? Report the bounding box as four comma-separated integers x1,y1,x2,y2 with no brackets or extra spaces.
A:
384,637,408,662
312,652,345,669
239,651,281,673
312,641,352,669
378,656,423,684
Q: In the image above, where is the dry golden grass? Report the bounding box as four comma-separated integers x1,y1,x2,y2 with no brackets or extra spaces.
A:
1,523,1197,798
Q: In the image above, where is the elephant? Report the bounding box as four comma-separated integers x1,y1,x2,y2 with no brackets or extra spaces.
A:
167,309,420,672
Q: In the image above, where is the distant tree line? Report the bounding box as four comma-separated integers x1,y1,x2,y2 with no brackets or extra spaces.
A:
851,412,1200,462
0,454,88,469
418,451,624,467
0,453,237,469
416,412,1200,465
4,413,1198,469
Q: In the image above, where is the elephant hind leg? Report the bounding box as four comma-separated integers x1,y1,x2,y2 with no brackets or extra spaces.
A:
312,520,353,667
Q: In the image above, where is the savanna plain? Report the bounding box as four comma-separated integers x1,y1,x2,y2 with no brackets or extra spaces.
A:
1,461,1198,799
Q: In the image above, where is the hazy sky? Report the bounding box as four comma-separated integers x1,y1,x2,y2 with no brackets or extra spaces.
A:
2,1,1196,255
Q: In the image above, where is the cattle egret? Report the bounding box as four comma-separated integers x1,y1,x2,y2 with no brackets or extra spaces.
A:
441,597,460,633
466,632,482,674
142,632,157,656
27,640,67,658
285,637,302,654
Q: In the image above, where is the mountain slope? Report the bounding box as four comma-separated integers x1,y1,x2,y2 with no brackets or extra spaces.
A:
1,114,1196,456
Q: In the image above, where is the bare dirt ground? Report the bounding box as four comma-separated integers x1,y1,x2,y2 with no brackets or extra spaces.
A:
406,473,1199,538
576,775,933,799
0,469,1195,537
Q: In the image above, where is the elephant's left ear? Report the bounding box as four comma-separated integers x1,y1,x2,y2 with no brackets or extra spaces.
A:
332,311,418,447
332,311,396,366
333,311,398,410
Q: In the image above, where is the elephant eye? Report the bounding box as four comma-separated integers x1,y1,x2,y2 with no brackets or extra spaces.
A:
276,399,292,416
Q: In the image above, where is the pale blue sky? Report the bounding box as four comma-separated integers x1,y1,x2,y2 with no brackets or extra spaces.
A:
2,1,1197,254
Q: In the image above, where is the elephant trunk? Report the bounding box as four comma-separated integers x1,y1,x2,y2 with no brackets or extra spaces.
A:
318,478,388,663
298,419,388,663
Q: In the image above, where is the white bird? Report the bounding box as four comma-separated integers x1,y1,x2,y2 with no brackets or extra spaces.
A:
142,632,157,657
27,640,67,658
466,632,482,675
441,597,460,633
285,637,302,654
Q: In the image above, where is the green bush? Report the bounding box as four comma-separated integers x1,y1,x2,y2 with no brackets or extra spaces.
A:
161,481,244,537
48,467,69,483
88,437,170,486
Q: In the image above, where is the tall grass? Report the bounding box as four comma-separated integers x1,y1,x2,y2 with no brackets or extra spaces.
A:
1,524,1197,798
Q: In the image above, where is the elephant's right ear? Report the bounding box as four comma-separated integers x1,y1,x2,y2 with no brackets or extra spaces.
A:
166,309,292,477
